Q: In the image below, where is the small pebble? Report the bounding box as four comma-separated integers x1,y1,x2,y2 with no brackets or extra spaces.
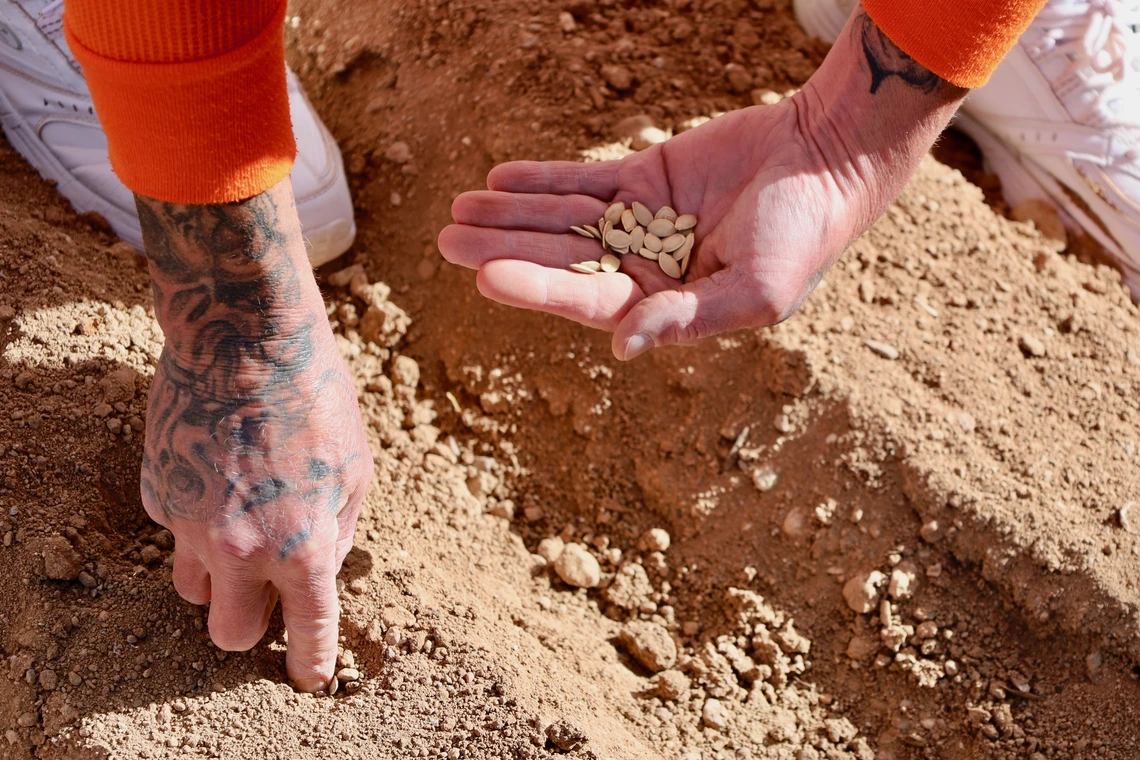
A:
553,543,600,588
702,698,728,730
865,340,899,360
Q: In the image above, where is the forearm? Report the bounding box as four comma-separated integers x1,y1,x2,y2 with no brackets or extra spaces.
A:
794,5,969,236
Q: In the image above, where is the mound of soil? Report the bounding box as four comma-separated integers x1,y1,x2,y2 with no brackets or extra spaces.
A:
1,0,1138,758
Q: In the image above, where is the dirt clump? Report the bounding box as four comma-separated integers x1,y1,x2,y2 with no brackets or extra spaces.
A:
1,0,1140,756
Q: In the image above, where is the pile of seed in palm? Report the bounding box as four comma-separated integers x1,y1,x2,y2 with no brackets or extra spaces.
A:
569,201,697,280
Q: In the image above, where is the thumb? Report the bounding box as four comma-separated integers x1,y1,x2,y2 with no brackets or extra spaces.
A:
611,270,758,360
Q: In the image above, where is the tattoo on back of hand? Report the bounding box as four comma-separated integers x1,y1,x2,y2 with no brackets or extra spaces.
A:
856,11,945,96
136,189,351,555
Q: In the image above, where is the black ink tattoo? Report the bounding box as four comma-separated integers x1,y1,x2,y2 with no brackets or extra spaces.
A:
136,188,350,559
856,11,945,96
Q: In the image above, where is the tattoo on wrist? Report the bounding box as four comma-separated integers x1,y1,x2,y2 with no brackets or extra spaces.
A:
136,189,350,555
855,11,946,96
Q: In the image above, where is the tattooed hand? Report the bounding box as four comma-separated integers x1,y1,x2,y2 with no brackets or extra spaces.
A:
439,6,967,359
137,178,373,693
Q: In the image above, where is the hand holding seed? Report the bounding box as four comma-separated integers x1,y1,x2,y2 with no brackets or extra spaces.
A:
440,101,865,360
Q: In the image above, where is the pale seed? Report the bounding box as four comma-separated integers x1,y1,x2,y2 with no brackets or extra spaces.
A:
680,251,691,276
604,201,626,225
611,245,630,255
327,675,339,696
643,233,663,253
621,209,637,232
602,220,613,240
658,252,682,279
632,201,654,227
675,234,695,260
606,229,632,248
661,233,686,253
647,219,675,238
570,226,594,238
584,224,601,239
630,226,645,254
600,254,621,272
675,214,697,231
655,206,678,222
570,261,601,274
639,248,660,261
598,217,606,233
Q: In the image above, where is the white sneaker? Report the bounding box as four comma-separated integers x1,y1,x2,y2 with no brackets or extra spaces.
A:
795,0,1140,297
0,0,355,267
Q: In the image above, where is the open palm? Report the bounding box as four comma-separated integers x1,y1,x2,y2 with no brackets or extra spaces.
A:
439,100,869,360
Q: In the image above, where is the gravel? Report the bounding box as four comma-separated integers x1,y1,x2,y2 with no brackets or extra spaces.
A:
552,543,599,588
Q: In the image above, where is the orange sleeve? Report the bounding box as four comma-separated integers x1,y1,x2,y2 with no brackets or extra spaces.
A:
862,0,1049,89
62,0,295,204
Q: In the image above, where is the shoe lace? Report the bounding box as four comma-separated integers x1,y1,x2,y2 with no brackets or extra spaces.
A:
1031,0,1140,121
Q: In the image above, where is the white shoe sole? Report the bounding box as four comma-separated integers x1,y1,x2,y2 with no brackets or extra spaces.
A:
955,111,1140,296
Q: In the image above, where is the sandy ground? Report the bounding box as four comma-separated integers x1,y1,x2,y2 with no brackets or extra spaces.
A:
3,0,1140,758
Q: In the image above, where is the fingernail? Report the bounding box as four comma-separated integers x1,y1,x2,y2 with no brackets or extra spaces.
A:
296,677,328,694
622,333,654,361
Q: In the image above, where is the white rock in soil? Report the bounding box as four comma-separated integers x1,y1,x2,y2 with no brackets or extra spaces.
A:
553,543,600,588
842,570,886,614
702,698,729,730
537,536,565,563
889,563,918,600
639,528,671,553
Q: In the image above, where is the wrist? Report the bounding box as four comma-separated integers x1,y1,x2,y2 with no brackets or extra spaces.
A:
793,5,967,228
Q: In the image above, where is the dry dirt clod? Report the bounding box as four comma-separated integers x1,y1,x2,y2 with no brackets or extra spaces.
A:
702,698,729,731
600,254,621,273
617,620,676,672
1019,333,1047,358
553,543,600,588
653,669,690,700
639,528,671,553
41,536,81,581
545,719,588,752
336,668,360,683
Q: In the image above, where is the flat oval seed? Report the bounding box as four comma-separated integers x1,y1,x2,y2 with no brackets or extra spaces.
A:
629,226,645,254
675,214,697,231
605,229,631,248
661,233,686,252
655,206,678,222
632,201,654,227
621,209,637,232
570,262,600,274
639,248,660,261
600,254,621,272
610,245,630,255
643,233,663,252
604,202,626,225
602,220,613,240
570,226,594,238
647,219,675,238
658,252,682,278
584,224,601,239
675,234,695,260
680,251,691,276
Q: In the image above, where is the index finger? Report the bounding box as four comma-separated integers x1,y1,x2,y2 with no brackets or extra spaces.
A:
487,160,620,197
275,554,340,693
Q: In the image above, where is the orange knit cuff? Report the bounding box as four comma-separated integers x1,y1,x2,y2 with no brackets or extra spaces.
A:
862,0,1048,89
63,2,294,204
